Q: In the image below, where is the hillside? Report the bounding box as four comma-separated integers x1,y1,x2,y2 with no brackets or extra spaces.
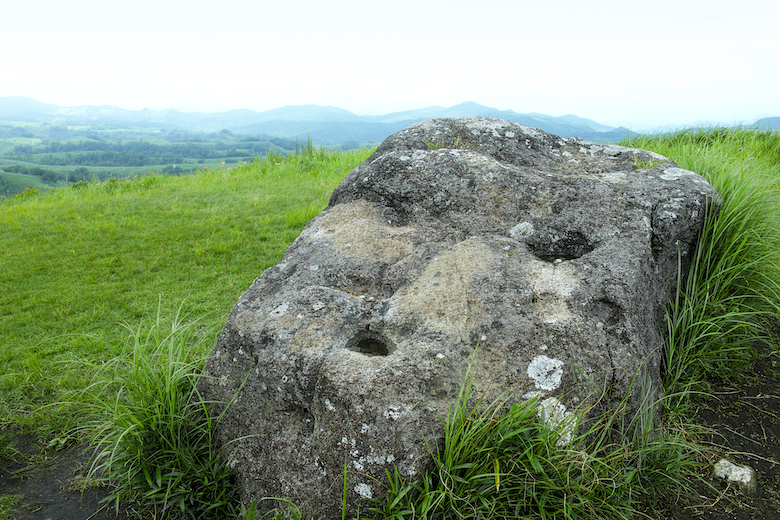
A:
757,116,780,130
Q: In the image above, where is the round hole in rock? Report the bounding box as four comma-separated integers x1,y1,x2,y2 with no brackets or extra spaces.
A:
527,231,595,263
347,330,392,356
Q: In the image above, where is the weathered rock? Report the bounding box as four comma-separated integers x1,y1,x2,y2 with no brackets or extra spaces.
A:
714,459,758,495
198,117,720,517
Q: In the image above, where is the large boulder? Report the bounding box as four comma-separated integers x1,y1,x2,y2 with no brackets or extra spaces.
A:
198,117,719,517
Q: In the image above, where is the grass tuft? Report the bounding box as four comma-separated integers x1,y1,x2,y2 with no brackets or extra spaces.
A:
75,303,238,519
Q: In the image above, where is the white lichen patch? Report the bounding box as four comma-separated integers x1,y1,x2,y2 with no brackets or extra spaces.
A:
354,483,373,499
538,396,576,446
314,455,327,476
660,167,698,181
325,399,336,412
269,302,289,318
510,221,534,239
384,405,405,421
527,355,564,391
337,436,356,448
352,446,396,471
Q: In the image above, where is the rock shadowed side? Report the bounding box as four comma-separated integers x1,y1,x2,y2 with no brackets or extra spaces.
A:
198,117,720,518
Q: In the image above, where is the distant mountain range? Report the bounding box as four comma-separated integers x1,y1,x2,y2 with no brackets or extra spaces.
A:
0,97,634,144
755,117,780,131
1,97,777,145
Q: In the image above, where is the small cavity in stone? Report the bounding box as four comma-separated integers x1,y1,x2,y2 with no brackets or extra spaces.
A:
347,330,393,356
527,231,595,262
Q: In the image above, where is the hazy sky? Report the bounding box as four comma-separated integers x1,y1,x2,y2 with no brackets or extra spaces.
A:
2,0,778,130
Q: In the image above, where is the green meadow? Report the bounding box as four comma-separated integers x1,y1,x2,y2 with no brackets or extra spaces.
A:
1,128,779,519
0,149,371,432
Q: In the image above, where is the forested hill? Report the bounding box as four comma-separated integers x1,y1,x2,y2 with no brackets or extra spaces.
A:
0,123,304,197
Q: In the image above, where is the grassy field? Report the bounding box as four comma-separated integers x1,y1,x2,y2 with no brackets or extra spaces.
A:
1,128,779,519
0,148,372,434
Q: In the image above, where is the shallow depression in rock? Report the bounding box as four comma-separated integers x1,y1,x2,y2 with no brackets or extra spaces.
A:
527,230,595,262
347,330,393,356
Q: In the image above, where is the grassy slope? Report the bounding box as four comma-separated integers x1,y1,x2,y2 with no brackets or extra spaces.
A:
0,171,48,198
0,150,371,429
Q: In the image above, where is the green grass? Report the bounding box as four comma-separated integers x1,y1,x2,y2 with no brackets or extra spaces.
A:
0,149,372,433
0,494,22,520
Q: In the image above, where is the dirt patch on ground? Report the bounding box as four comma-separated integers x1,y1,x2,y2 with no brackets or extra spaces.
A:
2,344,780,520
669,342,780,520
0,435,125,520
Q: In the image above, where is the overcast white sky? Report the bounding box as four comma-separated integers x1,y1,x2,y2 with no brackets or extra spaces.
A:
2,0,778,130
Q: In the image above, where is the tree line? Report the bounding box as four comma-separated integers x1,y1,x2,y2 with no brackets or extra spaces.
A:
10,140,279,167
0,123,327,194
